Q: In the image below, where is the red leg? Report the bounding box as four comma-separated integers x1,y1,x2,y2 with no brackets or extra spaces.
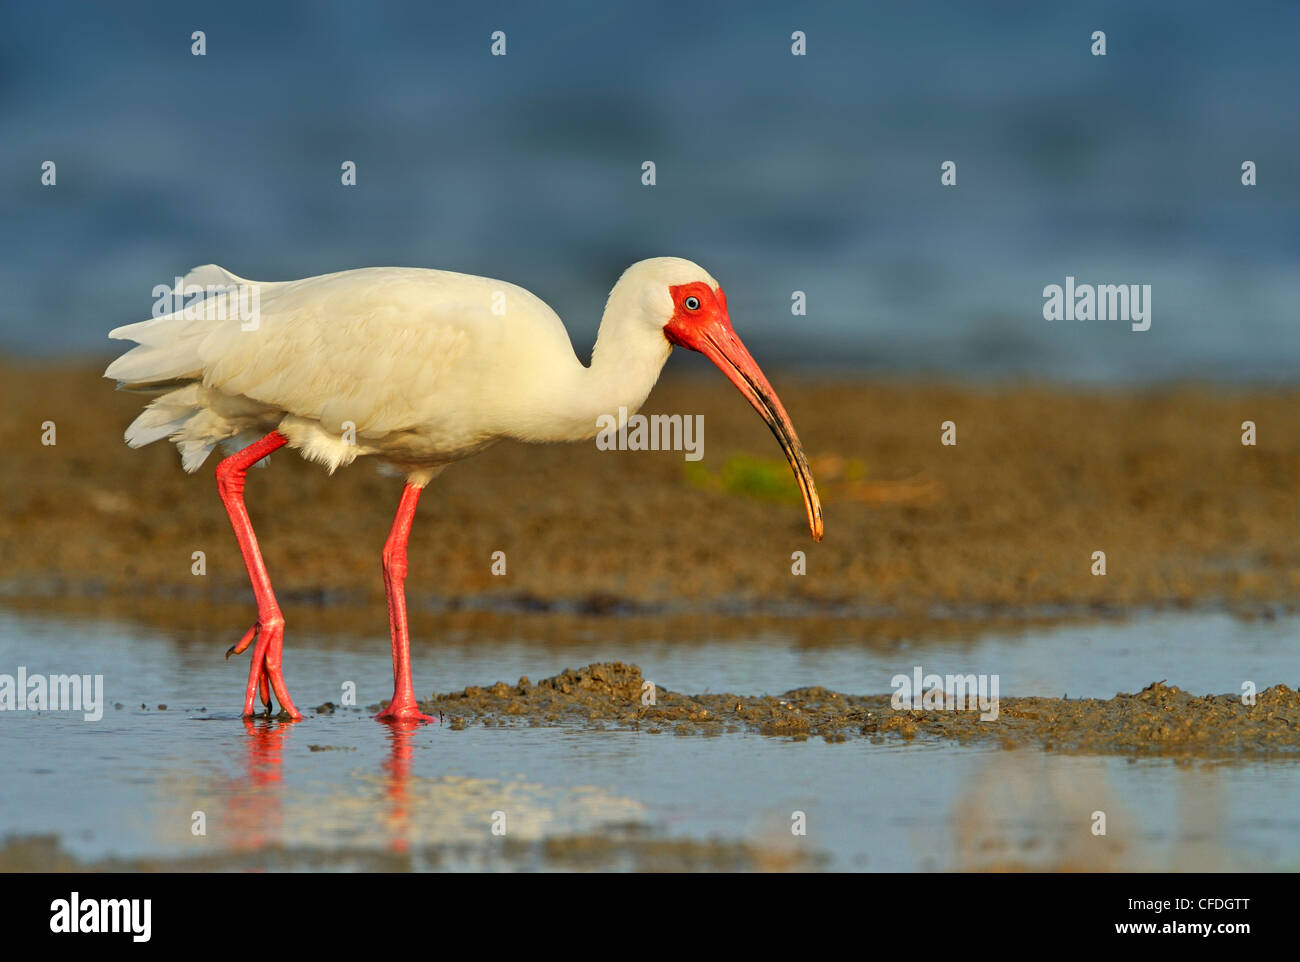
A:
216,431,301,720
375,482,435,724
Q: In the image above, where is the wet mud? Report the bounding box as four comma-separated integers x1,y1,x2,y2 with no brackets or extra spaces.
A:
419,662,1300,757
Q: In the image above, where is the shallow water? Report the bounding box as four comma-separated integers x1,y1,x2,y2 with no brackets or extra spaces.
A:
1,609,1297,870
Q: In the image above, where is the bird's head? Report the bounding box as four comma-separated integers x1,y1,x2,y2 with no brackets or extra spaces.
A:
623,256,824,542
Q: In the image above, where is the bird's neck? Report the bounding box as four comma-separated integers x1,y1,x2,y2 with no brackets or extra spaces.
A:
585,318,675,432
519,314,673,444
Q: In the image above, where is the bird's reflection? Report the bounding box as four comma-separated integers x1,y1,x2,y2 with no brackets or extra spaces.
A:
222,715,428,855
380,722,421,853
241,716,291,785
223,717,292,850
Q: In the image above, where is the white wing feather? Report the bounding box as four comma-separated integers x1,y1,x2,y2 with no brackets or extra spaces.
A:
106,265,581,472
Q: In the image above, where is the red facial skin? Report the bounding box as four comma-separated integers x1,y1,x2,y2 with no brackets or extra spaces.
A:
664,282,824,542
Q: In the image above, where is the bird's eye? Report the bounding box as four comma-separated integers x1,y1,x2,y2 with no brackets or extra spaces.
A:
684,296,701,311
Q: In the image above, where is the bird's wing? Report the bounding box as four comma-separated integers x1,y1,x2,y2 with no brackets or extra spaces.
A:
105,265,277,386
196,267,567,437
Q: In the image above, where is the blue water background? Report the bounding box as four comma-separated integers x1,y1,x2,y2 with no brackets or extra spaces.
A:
1,1,1296,382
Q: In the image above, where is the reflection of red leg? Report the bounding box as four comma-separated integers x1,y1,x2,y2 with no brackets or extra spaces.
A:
228,718,290,850
216,431,301,720
383,724,417,852
376,482,435,724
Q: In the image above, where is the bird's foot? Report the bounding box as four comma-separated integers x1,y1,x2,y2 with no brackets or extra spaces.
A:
375,699,437,725
229,618,302,721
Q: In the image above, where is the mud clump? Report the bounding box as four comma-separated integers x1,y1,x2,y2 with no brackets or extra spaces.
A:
441,662,654,729
427,663,1300,758
534,662,643,699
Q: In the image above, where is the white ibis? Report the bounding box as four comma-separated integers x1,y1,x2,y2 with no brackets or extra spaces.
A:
105,258,823,723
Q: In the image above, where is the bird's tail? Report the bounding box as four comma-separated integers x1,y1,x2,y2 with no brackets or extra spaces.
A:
105,265,263,470
104,264,255,389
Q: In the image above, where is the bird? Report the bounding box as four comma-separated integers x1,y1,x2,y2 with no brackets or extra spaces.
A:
105,257,824,723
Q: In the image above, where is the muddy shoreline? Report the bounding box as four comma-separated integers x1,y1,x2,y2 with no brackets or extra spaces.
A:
345,662,1300,758
5,361,1300,633
6,362,1299,763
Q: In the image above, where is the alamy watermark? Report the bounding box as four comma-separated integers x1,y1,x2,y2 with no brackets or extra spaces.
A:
595,406,704,461
1042,275,1151,332
0,667,104,721
50,892,150,942
152,276,261,330
890,665,999,721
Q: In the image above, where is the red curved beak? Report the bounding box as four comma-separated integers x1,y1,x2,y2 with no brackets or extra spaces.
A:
670,317,824,542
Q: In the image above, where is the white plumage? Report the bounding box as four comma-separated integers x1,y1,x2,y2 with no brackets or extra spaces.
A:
107,258,713,484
